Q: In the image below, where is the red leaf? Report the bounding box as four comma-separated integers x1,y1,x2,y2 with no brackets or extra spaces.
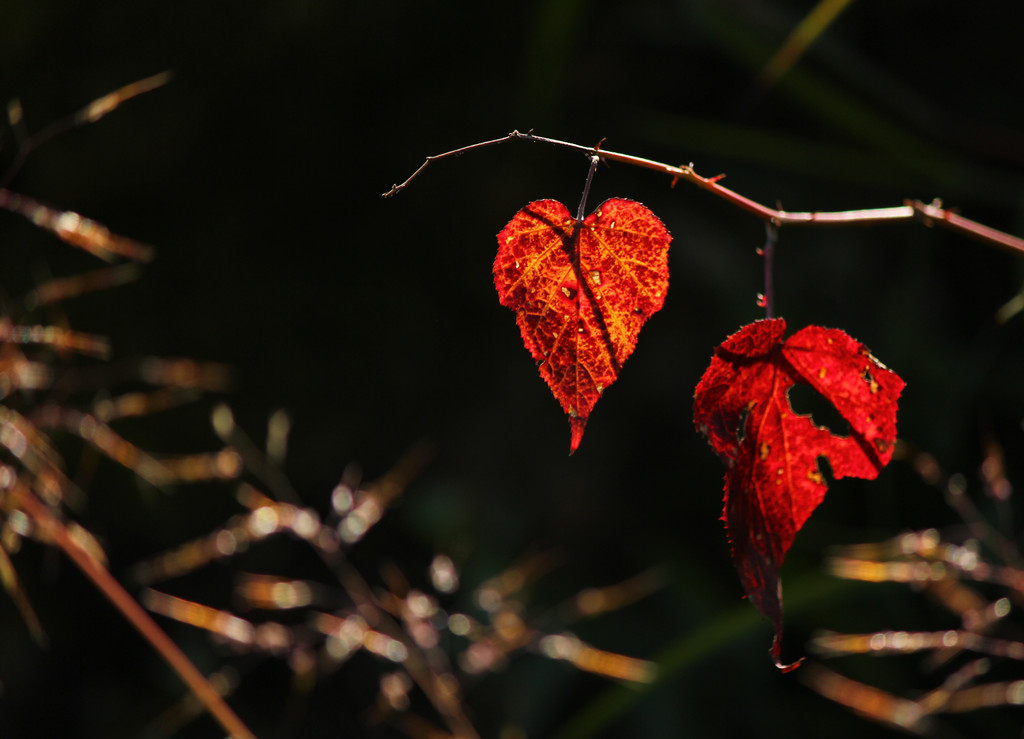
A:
693,318,904,669
494,198,671,452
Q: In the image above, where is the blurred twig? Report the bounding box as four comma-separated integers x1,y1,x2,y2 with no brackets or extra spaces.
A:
805,442,1024,734
747,0,857,103
2,71,171,188
0,75,256,739
7,478,255,739
134,421,664,736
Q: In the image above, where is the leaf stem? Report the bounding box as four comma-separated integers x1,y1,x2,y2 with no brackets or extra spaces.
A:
762,223,778,318
576,154,600,223
383,131,1024,257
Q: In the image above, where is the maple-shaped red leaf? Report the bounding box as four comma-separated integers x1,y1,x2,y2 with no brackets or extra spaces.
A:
693,318,904,669
494,198,671,452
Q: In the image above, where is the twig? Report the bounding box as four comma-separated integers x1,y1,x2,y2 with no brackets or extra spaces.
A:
383,131,1024,257
8,481,255,739
2,71,172,188
0,188,155,263
198,432,481,739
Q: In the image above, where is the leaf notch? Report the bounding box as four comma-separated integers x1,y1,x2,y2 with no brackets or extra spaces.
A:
694,318,905,669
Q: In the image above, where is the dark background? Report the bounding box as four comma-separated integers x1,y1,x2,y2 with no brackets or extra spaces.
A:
2,1,1024,737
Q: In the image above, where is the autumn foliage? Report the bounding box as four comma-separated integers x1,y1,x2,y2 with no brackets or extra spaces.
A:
487,173,906,667
494,198,671,452
693,318,904,668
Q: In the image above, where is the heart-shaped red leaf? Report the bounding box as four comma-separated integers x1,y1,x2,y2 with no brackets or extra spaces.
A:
694,318,904,669
494,198,671,452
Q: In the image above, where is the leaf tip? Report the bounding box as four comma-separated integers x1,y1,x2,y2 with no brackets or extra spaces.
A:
774,654,805,673
568,417,587,454
770,625,804,672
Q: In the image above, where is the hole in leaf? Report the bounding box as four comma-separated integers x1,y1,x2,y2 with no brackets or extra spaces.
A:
816,455,836,485
736,404,751,444
787,382,851,437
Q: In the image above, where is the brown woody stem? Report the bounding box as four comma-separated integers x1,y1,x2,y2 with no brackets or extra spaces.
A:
383,131,1024,257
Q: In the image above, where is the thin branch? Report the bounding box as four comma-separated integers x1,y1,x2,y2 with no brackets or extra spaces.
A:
0,188,155,263
383,131,1024,257
910,198,1024,255
9,481,255,739
195,430,481,739
810,628,1024,660
2,71,172,188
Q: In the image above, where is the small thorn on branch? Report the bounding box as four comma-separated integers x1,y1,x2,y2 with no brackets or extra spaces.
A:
383,131,1024,256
